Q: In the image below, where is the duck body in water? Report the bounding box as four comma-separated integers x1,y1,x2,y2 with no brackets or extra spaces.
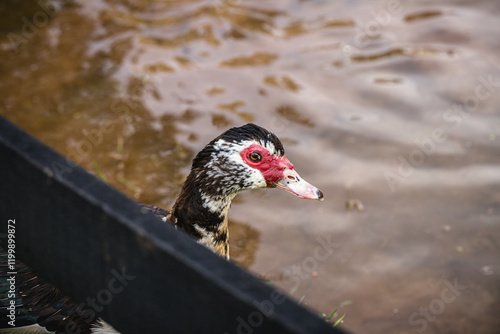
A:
0,123,323,334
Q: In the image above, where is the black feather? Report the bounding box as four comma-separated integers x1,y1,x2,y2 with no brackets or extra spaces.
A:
1,248,97,333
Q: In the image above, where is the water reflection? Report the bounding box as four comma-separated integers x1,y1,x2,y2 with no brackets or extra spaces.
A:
349,46,456,63
220,52,278,67
275,105,314,128
1,0,499,333
404,10,443,23
228,220,261,268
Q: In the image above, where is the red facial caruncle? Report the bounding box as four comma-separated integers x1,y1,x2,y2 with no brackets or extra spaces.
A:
241,144,293,183
240,143,324,201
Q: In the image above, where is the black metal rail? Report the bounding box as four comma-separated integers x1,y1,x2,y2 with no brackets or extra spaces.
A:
0,115,346,334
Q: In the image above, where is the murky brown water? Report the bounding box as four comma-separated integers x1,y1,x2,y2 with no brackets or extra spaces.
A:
1,0,500,333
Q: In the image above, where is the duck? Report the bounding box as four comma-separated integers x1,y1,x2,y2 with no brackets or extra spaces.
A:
0,123,323,334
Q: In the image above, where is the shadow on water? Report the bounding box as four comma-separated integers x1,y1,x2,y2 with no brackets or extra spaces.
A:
1,0,500,333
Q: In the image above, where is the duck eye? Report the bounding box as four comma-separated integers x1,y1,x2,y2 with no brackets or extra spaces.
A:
249,151,262,162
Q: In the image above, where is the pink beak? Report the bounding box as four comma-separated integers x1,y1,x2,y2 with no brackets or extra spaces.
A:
270,168,324,201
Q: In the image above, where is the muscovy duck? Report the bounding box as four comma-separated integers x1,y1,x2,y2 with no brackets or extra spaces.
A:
0,123,323,334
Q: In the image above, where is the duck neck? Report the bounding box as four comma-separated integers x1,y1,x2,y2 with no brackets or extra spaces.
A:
170,174,236,259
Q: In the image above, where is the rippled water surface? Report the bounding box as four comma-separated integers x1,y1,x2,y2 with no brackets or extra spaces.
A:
1,0,500,333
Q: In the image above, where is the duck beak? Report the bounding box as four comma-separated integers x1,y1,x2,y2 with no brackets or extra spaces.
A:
269,168,324,201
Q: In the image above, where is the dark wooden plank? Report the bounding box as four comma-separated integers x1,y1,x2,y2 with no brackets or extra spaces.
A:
0,115,346,334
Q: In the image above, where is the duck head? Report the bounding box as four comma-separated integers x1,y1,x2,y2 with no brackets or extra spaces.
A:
170,123,323,258
190,123,324,200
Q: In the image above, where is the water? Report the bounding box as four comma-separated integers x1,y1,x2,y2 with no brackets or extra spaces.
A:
1,0,499,332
